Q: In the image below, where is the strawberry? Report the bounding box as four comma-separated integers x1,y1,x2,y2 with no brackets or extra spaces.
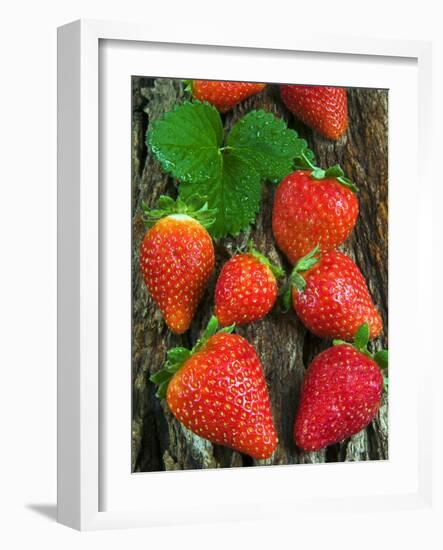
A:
187,80,266,113
214,244,283,326
150,317,278,459
294,324,388,451
139,196,216,334
287,246,382,341
280,85,348,140
272,169,358,264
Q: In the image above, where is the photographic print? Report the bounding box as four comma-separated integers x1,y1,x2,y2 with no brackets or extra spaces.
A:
131,78,388,472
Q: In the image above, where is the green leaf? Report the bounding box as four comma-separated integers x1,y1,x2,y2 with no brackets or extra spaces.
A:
156,380,170,399
218,324,235,334
192,315,235,353
157,195,176,210
150,369,173,384
354,322,370,350
294,244,320,272
336,176,359,193
324,165,344,179
333,339,348,346
147,101,223,184
148,103,316,237
179,150,262,238
141,194,217,230
166,347,191,365
226,110,314,183
288,245,319,293
374,350,388,369
310,163,358,193
201,315,219,341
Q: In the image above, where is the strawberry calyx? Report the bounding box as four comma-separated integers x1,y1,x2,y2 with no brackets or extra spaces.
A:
290,244,321,291
333,322,389,390
150,315,234,398
247,241,285,279
280,245,320,311
141,194,217,230
310,165,358,193
296,152,358,193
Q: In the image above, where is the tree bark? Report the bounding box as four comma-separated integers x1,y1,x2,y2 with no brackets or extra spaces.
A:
131,78,388,472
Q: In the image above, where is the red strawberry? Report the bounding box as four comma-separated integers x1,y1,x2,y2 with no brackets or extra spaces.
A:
272,169,358,264
214,245,283,326
188,80,266,113
294,326,387,451
139,196,215,334
280,85,348,140
150,317,278,459
289,247,382,341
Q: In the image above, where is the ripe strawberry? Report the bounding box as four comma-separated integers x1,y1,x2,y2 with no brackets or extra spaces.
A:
272,169,358,264
214,245,283,326
187,80,266,113
139,196,215,334
150,317,278,459
294,325,388,451
288,247,382,341
280,85,348,140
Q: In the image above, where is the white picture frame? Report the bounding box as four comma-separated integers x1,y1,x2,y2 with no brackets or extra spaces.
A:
57,19,435,531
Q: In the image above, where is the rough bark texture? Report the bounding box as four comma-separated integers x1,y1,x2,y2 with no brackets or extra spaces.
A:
131,78,388,472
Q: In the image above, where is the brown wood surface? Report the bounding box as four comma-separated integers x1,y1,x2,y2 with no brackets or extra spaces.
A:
131,78,388,472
